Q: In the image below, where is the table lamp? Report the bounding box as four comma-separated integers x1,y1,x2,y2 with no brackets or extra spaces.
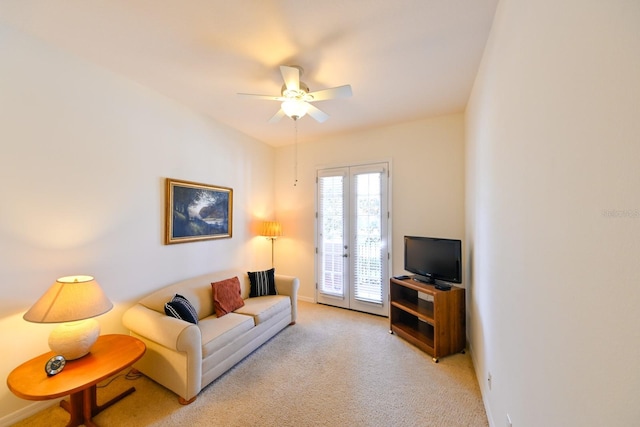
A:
261,221,282,268
23,275,113,360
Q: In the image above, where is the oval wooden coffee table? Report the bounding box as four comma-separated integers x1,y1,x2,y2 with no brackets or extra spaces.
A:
7,334,145,427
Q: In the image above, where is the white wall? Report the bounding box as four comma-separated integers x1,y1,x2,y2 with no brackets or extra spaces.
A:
274,114,465,301
466,1,640,426
0,23,275,422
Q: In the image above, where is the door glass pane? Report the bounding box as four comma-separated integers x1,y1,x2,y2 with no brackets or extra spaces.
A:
318,174,345,297
353,172,383,304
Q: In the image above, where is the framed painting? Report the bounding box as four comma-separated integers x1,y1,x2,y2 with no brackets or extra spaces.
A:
165,178,233,244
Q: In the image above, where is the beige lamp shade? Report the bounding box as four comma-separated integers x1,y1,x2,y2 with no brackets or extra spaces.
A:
261,221,282,238
24,275,113,323
24,275,113,359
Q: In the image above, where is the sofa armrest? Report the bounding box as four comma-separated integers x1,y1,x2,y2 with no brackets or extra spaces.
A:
122,304,201,353
122,304,203,402
275,274,300,323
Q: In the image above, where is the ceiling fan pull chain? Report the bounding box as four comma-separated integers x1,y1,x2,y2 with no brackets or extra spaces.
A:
294,118,299,187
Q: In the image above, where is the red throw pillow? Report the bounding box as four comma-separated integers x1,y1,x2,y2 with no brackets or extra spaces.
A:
211,276,245,317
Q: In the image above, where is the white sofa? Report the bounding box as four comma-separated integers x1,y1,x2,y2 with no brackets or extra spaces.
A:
122,270,299,404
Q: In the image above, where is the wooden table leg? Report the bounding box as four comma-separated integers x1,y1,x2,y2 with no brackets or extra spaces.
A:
94,386,137,414
87,385,98,417
88,383,137,416
60,391,83,427
82,387,98,427
60,384,137,427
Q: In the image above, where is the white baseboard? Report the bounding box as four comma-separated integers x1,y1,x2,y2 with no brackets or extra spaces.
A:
297,295,315,303
468,344,495,427
0,398,62,427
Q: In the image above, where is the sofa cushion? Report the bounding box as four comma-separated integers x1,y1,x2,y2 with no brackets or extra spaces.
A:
234,295,291,325
248,268,277,297
199,313,255,359
164,294,199,324
137,270,252,319
211,276,245,317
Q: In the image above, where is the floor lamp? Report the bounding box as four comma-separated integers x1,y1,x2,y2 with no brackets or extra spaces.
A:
262,221,282,268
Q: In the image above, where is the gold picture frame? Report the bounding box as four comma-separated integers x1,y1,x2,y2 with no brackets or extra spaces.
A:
165,178,233,244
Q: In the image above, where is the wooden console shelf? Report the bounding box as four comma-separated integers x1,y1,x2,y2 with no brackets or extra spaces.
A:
389,277,465,362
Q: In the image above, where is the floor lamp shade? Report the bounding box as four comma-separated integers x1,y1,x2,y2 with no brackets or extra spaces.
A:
261,221,282,238
261,222,282,267
23,275,113,359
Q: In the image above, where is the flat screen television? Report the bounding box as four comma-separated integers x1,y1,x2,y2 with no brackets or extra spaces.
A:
404,236,462,284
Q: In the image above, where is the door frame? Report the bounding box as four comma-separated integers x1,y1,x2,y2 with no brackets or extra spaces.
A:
314,159,393,317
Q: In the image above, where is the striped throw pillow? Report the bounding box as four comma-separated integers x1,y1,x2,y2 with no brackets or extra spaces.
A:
248,268,277,297
164,294,199,324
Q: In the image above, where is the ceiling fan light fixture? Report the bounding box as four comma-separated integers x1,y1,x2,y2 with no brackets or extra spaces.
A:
281,100,309,120
238,65,351,123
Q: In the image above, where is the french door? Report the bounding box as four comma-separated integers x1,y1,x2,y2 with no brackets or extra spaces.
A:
315,162,389,316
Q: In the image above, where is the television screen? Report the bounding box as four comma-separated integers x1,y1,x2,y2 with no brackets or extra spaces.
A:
404,236,462,284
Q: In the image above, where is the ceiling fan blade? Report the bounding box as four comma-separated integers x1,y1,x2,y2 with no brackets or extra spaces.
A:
307,85,353,102
237,93,286,101
269,109,286,123
306,103,329,123
280,66,300,91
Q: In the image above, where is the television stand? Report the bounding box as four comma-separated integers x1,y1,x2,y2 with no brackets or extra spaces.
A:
389,277,465,362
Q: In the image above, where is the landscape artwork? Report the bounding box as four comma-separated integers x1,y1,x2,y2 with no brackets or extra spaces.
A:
165,178,233,244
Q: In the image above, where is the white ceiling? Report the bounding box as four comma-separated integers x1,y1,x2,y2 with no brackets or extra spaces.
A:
0,0,498,146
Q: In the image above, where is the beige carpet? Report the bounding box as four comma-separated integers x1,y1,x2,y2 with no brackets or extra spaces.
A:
13,301,488,427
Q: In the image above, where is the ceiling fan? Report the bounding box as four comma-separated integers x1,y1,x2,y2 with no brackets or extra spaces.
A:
238,65,352,123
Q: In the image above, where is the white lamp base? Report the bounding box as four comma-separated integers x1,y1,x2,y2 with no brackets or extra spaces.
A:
48,318,100,360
